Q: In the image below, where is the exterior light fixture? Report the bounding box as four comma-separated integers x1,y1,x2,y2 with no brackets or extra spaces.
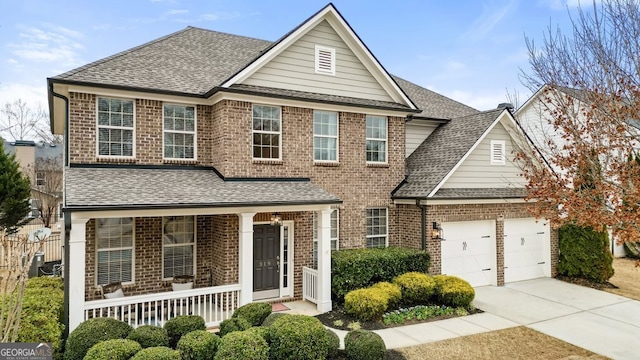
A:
432,222,444,240
270,212,282,226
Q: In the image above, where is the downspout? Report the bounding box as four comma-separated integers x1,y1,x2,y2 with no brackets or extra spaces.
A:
416,199,427,251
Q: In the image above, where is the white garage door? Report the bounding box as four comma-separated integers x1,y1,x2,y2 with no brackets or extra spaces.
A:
441,220,495,286
504,218,549,283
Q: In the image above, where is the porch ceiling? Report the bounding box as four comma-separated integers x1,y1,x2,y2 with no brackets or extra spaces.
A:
65,166,341,210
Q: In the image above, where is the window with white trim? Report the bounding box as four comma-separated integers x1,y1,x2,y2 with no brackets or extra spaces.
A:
163,216,195,279
96,217,134,285
97,98,135,157
163,104,196,159
366,115,387,163
252,105,281,160
490,140,506,165
312,210,339,269
313,111,338,162
366,208,387,248
315,45,335,75
35,171,45,187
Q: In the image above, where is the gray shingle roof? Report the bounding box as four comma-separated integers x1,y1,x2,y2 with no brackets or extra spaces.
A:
65,167,341,209
391,76,478,119
394,109,505,198
431,188,527,199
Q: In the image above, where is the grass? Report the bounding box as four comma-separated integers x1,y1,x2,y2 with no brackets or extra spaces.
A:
604,258,640,300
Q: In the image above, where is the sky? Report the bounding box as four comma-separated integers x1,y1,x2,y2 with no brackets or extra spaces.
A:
0,0,590,121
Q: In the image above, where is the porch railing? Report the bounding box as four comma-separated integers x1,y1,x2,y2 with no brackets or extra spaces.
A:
84,284,241,328
302,266,318,304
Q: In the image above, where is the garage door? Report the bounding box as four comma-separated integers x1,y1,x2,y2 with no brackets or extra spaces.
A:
504,218,549,283
441,220,495,286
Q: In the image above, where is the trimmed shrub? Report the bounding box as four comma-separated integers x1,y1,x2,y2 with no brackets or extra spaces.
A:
214,330,268,360
84,339,141,360
326,328,340,359
176,330,219,360
244,326,271,344
558,224,614,283
269,314,328,360
64,317,132,360
434,275,475,307
25,276,65,290
332,247,430,302
372,281,402,309
127,325,170,348
19,277,65,359
393,272,436,305
344,288,388,321
163,315,205,348
231,302,272,326
261,312,289,327
130,347,181,360
344,329,386,360
218,317,251,337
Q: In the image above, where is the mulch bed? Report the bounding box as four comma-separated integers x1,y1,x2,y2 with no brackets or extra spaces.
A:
556,275,618,291
315,304,483,331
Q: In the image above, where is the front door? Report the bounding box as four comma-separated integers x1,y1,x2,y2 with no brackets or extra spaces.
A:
253,225,280,300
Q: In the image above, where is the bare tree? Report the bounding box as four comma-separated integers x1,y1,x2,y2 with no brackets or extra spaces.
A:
27,157,63,228
0,99,61,143
517,0,640,243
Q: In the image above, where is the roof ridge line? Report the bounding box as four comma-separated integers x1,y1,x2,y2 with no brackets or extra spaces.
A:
184,25,272,43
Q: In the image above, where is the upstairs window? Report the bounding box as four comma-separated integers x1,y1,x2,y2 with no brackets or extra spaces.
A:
97,98,135,157
366,115,387,163
366,208,387,248
163,104,196,160
313,111,338,162
35,171,45,187
252,105,282,160
490,140,506,165
315,45,335,75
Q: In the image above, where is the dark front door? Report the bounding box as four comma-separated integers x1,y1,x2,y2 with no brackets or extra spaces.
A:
253,225,280,299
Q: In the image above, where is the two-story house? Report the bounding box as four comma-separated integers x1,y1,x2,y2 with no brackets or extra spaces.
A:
48,4,557,332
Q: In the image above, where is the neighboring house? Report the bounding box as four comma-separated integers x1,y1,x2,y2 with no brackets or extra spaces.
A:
47,4,556,332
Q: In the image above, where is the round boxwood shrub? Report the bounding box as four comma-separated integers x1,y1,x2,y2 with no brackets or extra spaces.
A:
163,315,205,348
260,312,289,327
214,330,268,360
244,326,271,344
372,281,402,309
176,330,220,360
218,317,251,337
231,302,272,326
127,325,170,348
344,329,386,360
393,272,436,305
326,328,340,359
84,339,142,360
434,275,475,307
64,317,132,360
269,314,328,360
344,288,388,321
129,346,181,360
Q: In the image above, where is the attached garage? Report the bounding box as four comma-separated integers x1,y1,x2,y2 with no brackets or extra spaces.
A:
441,220,496,286
503,218,551,283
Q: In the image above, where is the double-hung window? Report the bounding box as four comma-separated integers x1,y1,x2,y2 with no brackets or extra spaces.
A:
366,208,387,248
97,98,135,157
163,216,195,279
312,210,339,269
164,104,196,160
35,171,45,187
252,105,281,160
366,115,387,163
313,111,338,162
96,218,134,285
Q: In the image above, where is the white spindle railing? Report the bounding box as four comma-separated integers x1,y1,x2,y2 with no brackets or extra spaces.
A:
302,266,318,304
84,284,241,328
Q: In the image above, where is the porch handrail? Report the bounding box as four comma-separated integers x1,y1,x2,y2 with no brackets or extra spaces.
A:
302,266,318,304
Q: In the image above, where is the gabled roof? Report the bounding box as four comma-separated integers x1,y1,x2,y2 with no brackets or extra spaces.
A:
394,108,510,198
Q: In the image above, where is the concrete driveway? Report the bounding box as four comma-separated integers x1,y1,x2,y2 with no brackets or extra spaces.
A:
474,278,640,360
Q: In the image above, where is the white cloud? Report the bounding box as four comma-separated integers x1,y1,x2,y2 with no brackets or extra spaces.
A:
8,25,85,68
462,0,518,40
166,9,189,15
0,83,48,110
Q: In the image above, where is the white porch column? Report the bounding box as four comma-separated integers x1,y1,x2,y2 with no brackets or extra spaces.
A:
238,213,255,306
317,209,332,312
68,217,89,332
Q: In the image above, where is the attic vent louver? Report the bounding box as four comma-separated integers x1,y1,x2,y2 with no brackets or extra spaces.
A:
490,140,505,165
315,45,335,75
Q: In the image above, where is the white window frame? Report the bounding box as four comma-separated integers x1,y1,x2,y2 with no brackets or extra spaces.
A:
313,111,339,162
315,45,336,75
490,140,506,165
35,171,45,187
162,215,197,280
96,97,136,159
365,207,388,248
366,115,388,164
95,217,135,286
312,210,339,269
252,104,282,160
163,104,197,161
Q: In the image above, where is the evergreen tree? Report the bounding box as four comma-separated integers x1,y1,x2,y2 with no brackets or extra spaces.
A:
0,138,31,234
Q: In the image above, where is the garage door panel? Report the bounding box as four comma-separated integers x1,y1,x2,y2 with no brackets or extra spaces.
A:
441,220,495,287
504,218,549,283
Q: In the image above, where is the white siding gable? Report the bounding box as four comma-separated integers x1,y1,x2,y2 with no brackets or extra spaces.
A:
441,123,526,189
240,20,394,102
406,122,438,157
